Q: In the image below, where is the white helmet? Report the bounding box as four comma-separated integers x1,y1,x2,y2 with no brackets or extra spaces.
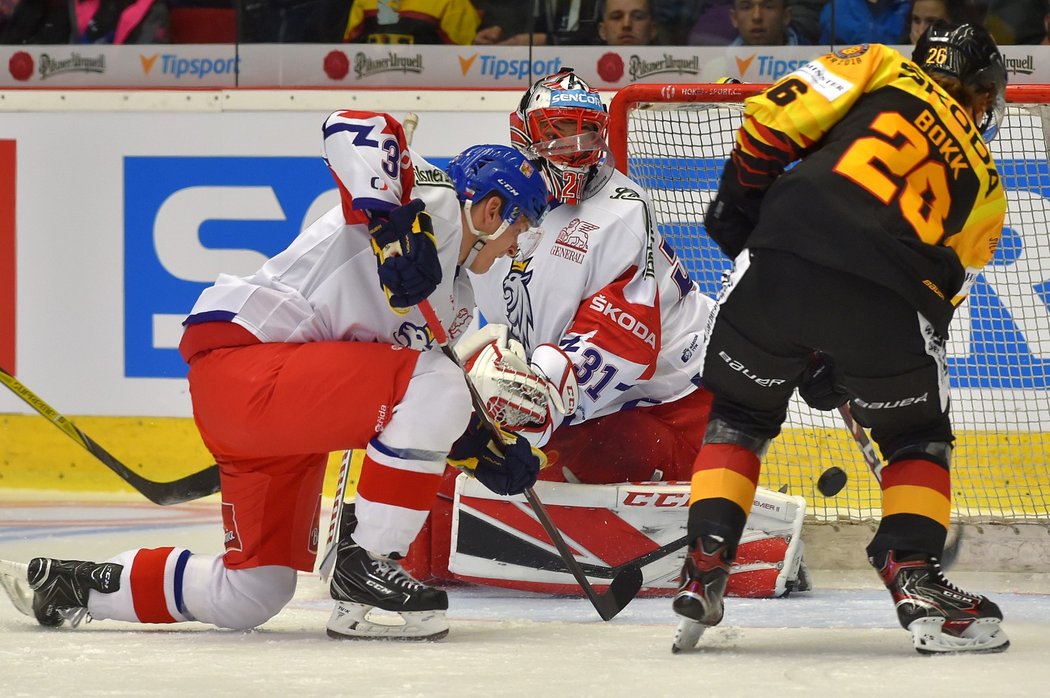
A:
510,68,614,206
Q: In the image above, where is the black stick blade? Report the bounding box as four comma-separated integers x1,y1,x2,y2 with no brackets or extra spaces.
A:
594,565,644,621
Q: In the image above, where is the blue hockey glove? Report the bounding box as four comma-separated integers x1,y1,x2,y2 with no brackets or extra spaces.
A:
370,199,442,308
447,415,546,496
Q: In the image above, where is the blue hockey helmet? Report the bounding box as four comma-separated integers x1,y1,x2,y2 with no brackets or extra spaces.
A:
447,144,551,240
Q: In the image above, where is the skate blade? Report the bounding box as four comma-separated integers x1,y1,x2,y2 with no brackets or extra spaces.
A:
326,602,449,642
671,617,708,654
0,560,33,617
909,616,1010,654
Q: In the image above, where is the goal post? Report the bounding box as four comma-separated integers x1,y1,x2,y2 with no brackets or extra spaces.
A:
608,83,1050,526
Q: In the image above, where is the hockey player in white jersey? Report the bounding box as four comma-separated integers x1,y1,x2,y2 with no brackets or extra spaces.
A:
2,111,551,641
399,70,811,600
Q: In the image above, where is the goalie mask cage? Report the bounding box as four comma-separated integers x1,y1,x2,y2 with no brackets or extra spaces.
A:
609,83,1049,525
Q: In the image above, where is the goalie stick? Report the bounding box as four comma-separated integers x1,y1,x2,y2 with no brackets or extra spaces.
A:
319,111,423,582
416,299,644,621
832,403,963,568
0,365,220,506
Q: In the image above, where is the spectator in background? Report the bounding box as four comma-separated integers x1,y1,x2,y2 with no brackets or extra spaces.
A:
1,0,169,43
688,0,737,44
598,0,658,45
472,1,531,44
651,0,701,44
474,0,601,45
344,0,479,44
787,0,824,43
240,0,347,43
74,0,169,43
0,0,16,35
983,0,1045,44
730,0,807,45
902,0,981,43
819,0,910,45
0,0,72,42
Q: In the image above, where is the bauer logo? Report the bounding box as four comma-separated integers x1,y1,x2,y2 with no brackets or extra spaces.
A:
123,156,339,378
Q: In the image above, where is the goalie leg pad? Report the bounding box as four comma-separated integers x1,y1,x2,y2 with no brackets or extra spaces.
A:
443,477,807,598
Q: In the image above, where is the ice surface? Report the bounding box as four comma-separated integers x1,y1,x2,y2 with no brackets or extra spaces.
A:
1,494,1047,697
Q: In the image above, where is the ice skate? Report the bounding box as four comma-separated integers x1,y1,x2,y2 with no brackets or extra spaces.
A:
11,557,122,628
872,550,1009,654
0,559,34,618
327,535,449,642
671,536,731,653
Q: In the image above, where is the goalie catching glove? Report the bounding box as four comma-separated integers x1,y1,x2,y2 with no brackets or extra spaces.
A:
369,198,442,308
454,324,579,438
447,415,547,496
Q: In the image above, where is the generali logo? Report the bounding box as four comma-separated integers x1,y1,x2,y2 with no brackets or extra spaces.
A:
551,218,598,264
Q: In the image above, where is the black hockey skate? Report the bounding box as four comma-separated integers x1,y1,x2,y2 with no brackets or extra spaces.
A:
26,557,122,628
671,535,731,653
872,550,1009,654
327,533,449,642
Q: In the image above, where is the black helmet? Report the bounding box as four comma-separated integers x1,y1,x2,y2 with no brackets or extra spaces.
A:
913,22,1007,140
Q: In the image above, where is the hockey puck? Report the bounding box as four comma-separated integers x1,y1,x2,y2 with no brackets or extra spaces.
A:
817,466,847,497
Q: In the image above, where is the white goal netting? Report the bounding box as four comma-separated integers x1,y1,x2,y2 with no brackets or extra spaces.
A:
610,84,1050,524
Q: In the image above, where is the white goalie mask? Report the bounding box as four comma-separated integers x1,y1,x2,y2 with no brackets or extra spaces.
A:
510,68,615,206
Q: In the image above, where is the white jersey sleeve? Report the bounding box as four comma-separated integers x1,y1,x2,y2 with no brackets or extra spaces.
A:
185,111,474,352
469,170,714,443
321,110,416,217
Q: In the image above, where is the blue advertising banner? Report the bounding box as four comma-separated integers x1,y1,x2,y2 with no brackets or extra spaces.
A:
124,155,453,379
124,154,1048,391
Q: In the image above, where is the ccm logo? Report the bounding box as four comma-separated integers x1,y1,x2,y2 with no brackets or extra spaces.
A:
622,491,689,507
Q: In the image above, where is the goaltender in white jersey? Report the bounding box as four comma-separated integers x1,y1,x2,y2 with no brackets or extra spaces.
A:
400,70,812,600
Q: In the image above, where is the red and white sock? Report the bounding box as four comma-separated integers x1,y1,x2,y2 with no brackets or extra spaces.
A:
87,547,194,623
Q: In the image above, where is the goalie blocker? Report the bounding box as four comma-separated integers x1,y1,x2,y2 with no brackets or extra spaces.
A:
397,474,808,598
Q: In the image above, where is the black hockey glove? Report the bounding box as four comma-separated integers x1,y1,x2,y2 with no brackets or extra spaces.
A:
798,352,850,411
447,415,546,496
704,157,763,259
370,199,442,308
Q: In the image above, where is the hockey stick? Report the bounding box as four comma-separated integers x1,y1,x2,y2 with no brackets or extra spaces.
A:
319,112,425,580
833,403,963,568
318,449,353,582
417,300,643,620
0,365,221,506
836,403,883,483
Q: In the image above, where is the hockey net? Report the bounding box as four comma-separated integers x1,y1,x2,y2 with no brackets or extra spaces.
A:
609,83,1050,525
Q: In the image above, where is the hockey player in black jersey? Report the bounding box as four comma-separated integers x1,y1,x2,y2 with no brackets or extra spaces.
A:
674,22,1010,654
